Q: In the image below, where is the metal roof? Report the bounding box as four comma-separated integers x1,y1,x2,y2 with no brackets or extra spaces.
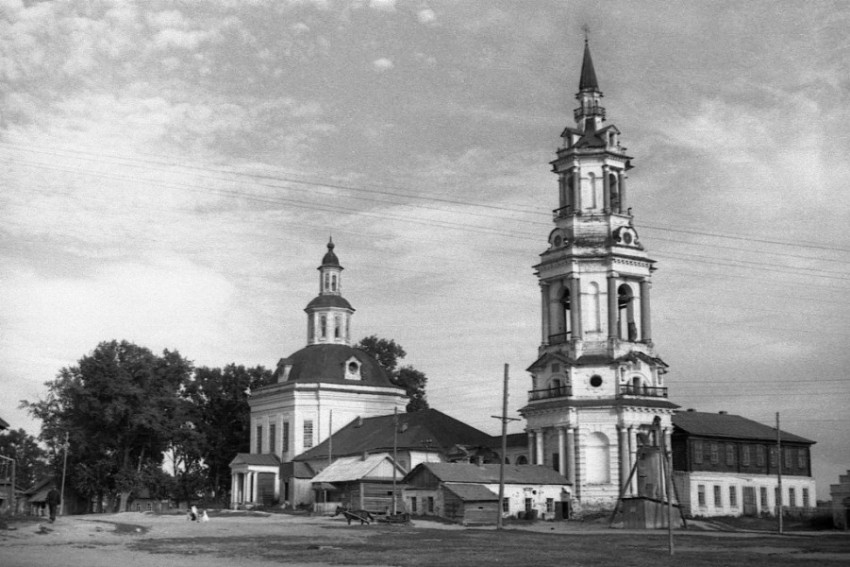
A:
311,453,403,483
672,411,815,444
404,462,570,485
264,343,398,388
442,483,498,502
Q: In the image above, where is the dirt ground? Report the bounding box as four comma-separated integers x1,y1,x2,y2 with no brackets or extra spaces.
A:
1,511,848,567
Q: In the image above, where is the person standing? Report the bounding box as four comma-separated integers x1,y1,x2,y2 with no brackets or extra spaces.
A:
47,486,61,523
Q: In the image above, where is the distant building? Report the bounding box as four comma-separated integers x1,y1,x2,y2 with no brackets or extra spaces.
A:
828,470,850,529
402,462,571,524
672,410,816,517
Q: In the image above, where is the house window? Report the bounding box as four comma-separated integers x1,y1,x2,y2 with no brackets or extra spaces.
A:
411,497,417,513
756,445,765,467
256,425,263,454
546,498,554,513
710,443,719,464
760,486,768,509
697,485,706,507
797,449,806,469
427,497,434,513
742,445,751,466
502,497,509,512
729,486,737,508
693,440,703,464
283,422,289,452
784,448,792,469
303,420,314,448
725,444,735,465
269,423,276,455
775,486,781,508
802,488,810,508
713,485,722,508
788,487,796,507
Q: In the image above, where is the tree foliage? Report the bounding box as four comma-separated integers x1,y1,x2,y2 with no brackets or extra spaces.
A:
0,428,49,489
355,335,429,412
22,340,193,512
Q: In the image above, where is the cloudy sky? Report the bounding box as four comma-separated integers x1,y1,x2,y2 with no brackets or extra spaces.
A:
2,0,849,498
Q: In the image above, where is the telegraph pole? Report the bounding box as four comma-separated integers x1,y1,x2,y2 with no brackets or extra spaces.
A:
491,364,520,529
392,407,398,515
776,412,783,535
60,431,69,516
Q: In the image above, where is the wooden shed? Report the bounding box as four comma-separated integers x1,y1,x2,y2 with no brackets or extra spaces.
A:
442,483,500,524
311,453,405,514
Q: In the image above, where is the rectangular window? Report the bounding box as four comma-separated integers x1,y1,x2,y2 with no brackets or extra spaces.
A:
502,497,510,513
269,423,276,455
710,443,719,464
546,498,554,513
256,425,263,454
411,497,417,513
802,488,810,508
775,486,781,508
788,487,796,507
282,422,290,452
757,446,766,467
797,449,806,469
726,444,735,465
552,453,560,472
693,440,703,464
697,485,706,507
729,486,737,508
760,487,768,509
713,485,722,508
784,448,792,469
427,496,434,513
742,445,751,466
303,420,314,449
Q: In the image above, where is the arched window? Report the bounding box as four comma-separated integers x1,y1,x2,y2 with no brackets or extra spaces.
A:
609,172,620,212
334,315,341,339
618,284,637,341
585,432,611,484
331,274,337,291
589,282,601,332
560,286,572,341
516,455,529,465
324,273,329,291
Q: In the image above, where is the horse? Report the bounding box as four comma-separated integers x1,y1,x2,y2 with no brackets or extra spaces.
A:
334,505,374,525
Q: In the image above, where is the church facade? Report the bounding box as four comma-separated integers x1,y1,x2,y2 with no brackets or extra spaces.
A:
519,41,678,511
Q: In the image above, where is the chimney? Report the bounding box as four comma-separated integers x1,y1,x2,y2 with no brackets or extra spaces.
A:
355,416,363,427
718,411,727,415
686,408,695,412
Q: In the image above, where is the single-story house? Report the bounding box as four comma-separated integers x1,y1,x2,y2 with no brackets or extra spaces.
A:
311,453,406,515
402,462,572,524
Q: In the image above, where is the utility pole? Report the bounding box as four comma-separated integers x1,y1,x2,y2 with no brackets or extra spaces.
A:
60,431,69,516
491,364,520,529
660,425,674,555
392,407,398,515
776,412,783,535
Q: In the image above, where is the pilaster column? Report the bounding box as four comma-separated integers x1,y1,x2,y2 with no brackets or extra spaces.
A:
558,427,567,475
566,427,576,486
570,276,582,340
602,166,610,211
540,283,550,345
252,472,259,503
628,427,638,496
618,426,630,494
640,279,652,343
243,473,250,504
527,431,535,465
618,171,627,213
607,275,618,340
231,473,238,509
571,167,580,210
535,429,545,467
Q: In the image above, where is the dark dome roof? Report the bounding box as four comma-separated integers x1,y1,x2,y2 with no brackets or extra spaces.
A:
305,294,354,312
276,344,395,387
320,239,341,268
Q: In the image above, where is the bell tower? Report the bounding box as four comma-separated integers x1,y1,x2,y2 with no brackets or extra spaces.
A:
519,40,679,510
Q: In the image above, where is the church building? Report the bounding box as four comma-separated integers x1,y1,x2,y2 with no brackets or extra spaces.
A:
519,41,679,511
230,240,408,508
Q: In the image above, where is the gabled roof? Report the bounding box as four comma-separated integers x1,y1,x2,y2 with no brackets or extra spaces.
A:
311,453,404,483
294,408,494,461
403,462,570,485
672,411,814,444
229,453,281,467
443,483,498,502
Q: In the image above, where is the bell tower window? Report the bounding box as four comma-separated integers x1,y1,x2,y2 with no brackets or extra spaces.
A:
618,284,637,341
560,287,572,340
608,171,620,212
320,315,327,339
588,172,598,208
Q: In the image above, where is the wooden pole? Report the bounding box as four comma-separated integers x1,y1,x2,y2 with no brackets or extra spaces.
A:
60,431,69,516
497,364,509,530
662,429,674,555
776,412,783,535
392,407,398,515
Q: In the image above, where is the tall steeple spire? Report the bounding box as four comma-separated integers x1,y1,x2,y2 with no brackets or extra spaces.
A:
574,36,605,132
578,37,599,92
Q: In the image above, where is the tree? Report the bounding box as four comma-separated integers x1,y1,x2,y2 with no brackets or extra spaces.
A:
21,340,193,512
355,335,429,412
181,364,273,501
0,428,49,489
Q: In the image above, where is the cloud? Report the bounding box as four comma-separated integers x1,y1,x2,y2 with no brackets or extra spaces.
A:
417,8,436,24
369,0,396,12
372,57,394,72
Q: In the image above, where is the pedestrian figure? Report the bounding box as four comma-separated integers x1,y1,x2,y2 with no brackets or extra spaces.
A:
46,487,61,523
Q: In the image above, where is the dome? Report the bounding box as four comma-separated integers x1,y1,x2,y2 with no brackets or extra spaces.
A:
320,238,341,268
275,344,395,387
305,295,354,312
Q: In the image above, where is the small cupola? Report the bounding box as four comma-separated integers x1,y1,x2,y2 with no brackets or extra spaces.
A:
305,238,355,346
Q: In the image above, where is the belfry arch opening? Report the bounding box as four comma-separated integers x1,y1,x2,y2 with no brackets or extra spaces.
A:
608,172,620,212
560,286,573,340
617,284,637,341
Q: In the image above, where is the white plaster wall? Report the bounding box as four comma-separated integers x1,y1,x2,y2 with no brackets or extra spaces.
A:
680,471,816,517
